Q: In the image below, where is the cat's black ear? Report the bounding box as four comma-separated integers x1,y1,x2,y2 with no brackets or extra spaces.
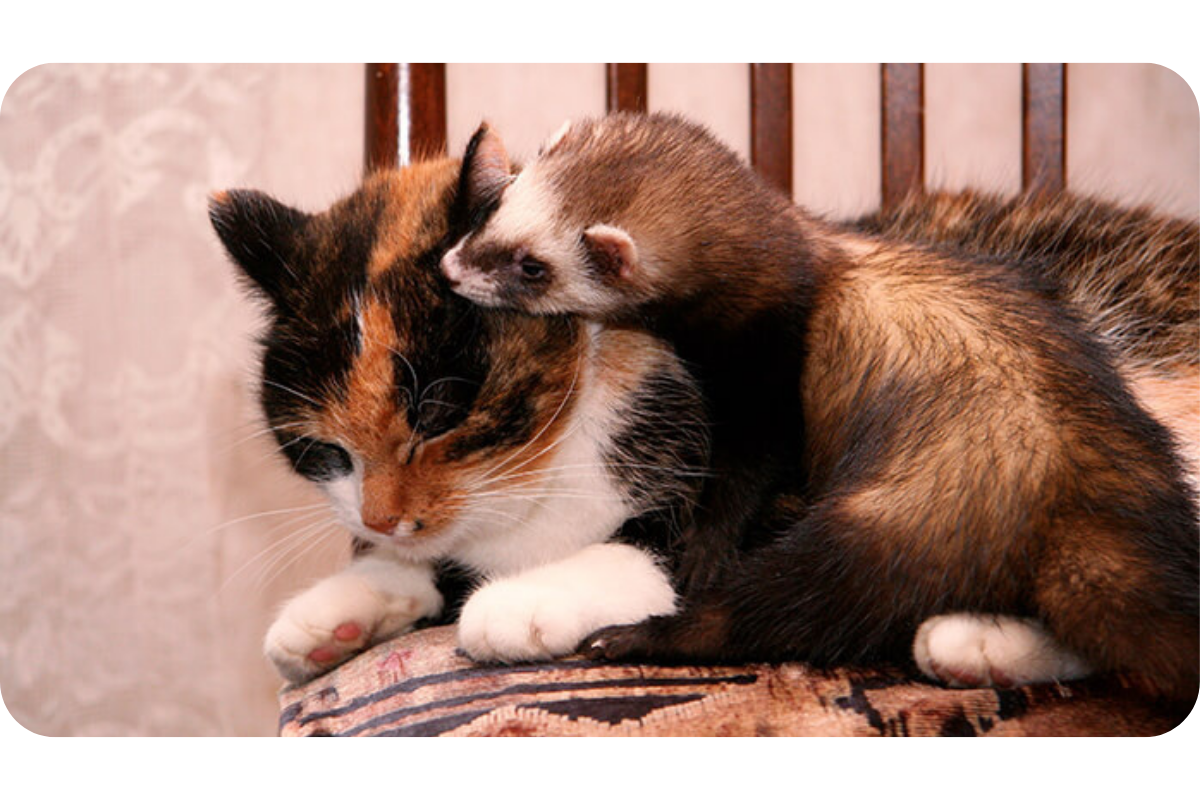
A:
209,189,311,310
453,122,514,228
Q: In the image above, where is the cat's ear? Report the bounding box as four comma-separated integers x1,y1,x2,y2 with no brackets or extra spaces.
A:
583,224,640,283
208,189,311,310
456,122,514,222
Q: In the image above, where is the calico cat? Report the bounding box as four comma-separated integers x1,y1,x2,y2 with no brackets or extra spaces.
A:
209,152,709,683
441,113,1200,701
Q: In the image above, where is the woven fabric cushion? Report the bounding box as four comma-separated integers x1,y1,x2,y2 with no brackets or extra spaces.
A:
277,625,1187,736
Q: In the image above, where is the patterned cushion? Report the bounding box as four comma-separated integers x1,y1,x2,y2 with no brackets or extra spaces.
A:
277,626,1187,736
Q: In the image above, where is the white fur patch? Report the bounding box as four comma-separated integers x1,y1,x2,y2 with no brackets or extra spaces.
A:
451,329,632,576
440,239,507,308
456,542,676,663
264,553,442,684
913,613,1092,689
320,461,368,537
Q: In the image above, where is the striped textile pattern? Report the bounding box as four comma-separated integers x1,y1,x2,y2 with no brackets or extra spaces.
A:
277,626,1186,736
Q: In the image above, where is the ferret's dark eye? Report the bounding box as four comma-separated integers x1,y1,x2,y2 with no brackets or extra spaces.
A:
520,259,547,280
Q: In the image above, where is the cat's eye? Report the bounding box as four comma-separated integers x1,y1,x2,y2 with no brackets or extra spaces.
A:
280,437,353,482
410,375,481,440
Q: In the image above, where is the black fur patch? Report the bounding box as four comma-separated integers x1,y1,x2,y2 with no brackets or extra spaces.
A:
279,437,353,482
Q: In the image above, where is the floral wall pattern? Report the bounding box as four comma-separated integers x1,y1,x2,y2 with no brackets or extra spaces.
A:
0,64,361,735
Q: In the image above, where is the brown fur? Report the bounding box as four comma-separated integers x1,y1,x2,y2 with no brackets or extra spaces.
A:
211,157,708,583
856,189,1200,487
856,188,1199,373
448,114,1199,702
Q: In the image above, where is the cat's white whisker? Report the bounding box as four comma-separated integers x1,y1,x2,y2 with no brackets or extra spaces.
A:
251,520,343,595
468,460,709,491
215,421,312,455
418,375,479,404
219,514,339,594
472,352,584,484
260,379,324,408
202,502,329,537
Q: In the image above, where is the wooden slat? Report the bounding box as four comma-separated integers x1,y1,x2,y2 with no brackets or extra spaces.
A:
749,63,794,197
364,63,447,173
606,63,648,113
881,63,924,210
1022,63,1067,195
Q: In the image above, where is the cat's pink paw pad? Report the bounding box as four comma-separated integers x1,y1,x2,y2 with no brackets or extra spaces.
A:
305,622,369,666
334,622,363,642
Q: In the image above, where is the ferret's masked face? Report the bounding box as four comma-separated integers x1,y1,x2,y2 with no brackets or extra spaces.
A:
441,123,641,320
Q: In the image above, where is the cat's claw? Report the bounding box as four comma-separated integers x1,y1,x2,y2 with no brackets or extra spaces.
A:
580,615,709,663
580,623,654,662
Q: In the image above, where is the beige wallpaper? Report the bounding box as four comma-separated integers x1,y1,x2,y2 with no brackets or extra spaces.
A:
0,63,1195,737
445,63,1198,218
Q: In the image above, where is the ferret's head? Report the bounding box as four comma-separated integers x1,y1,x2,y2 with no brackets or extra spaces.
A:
441,120,651,319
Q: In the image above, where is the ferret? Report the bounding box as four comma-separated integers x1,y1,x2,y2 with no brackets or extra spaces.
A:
444,115,818,591
440,112,1199,702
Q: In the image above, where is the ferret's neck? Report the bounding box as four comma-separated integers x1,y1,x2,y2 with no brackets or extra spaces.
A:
640,206,843,337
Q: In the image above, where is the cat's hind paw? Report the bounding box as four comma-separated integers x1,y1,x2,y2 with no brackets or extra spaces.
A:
913,613,1092,689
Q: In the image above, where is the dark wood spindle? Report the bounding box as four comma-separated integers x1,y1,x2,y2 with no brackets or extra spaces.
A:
749,63,794,197
364,63,447,173
1022,63,1067,195
606,63,648,113
881,63,925,210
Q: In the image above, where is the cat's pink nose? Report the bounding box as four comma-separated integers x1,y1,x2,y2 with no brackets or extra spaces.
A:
362,513,400,535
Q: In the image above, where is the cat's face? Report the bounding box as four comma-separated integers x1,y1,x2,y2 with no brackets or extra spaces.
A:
211,161,585,562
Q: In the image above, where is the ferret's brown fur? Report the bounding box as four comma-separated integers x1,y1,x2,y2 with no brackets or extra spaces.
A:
444,113,1199,702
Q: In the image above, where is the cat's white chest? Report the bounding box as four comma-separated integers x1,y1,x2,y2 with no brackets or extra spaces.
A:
453,422,631,577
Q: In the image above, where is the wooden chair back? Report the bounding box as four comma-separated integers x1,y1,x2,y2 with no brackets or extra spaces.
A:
363,63,1067,209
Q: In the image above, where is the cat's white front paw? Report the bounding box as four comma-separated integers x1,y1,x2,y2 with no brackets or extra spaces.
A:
264,558,442,684
457,580,594,663
457,543,676,663
913,613,1092,689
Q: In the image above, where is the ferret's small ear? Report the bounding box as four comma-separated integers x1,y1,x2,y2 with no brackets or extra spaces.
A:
539,119,573,155
583,224,639,283
209,189,311,310
458,122,514,220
